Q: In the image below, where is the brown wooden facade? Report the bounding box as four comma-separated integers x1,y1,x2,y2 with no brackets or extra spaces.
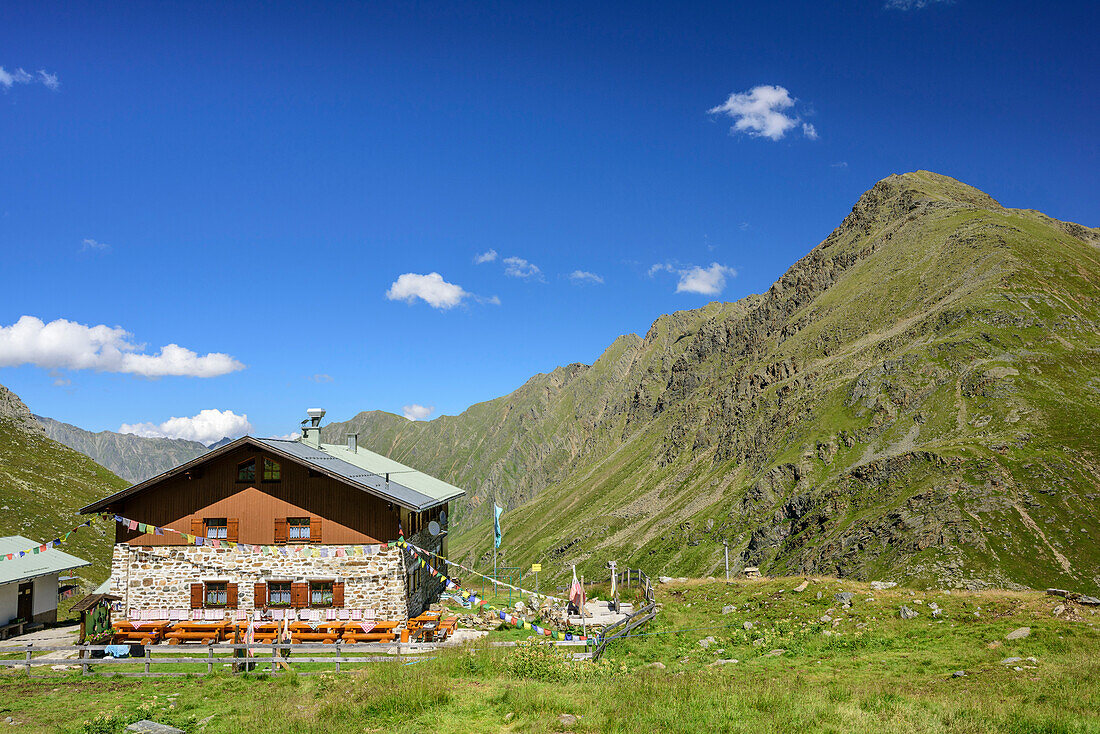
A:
102,442,415,547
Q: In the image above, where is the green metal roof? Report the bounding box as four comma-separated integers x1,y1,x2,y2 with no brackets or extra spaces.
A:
0,536,90,585
318,442,465,506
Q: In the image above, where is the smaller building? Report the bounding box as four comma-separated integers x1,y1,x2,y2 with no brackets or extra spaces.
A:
0,536,90,634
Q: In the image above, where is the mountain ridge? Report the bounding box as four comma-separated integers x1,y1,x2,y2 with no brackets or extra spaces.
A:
323,170,1100,592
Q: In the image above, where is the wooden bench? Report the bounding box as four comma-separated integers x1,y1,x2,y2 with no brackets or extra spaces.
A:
291,632,338,644
342,630,398,643
165,631,220,645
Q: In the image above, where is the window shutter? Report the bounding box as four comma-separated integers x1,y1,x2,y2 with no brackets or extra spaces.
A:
274,518,287,544
191,518,204,537
312,518,322,544
227,583,239,609
254,582,267,608
291,583,308,609
190,583,204,609
227,518,240,543
332,582,345,608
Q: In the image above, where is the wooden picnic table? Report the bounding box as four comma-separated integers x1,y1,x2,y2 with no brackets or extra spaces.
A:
164,621,231,645
341,620,399,644
112,620,172,645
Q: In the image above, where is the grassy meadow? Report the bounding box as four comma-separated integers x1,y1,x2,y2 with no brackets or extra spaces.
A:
1,576,1098,733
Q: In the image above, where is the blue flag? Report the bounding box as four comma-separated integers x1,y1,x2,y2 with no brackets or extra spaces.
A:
494,504,503,549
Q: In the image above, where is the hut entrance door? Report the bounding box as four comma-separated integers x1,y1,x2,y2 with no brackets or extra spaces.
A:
17,582,33,622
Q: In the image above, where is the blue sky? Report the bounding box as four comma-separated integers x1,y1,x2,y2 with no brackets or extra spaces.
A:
1,0,1096,443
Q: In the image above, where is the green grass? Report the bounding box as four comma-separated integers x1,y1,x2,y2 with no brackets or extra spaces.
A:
2,576,1098,733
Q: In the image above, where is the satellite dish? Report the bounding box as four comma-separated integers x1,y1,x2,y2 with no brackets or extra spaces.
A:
428,520,442,537
438,511,447,527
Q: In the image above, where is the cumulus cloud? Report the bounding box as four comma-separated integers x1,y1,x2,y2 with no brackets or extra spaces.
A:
650,262,737,296
568,270,604,285
474,249,498,264
386,272,470,310
709,85,816,141
269,432,302,441
82,238,110,252
502,256,542,279
402,404,435,421
0,316,245,378
120,409,252,445
0,67,60,91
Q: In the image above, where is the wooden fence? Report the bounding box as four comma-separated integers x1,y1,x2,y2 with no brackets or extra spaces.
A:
591,568,657,661
0,642,435,677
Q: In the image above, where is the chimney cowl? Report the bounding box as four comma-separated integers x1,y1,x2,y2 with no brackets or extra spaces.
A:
346,433,358,453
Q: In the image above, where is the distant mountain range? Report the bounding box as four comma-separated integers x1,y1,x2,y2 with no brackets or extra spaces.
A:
35,416,210,484
322,172,1100,593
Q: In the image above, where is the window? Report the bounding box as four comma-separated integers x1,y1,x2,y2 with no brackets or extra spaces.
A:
205,518,228,539
268,581,292,607
263,458,281,482
205,582,228,607
288,518,310,540
310,581,333,607
237,458,255,483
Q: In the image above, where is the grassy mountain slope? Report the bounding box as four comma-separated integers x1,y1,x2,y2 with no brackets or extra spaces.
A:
35,415,207,484
0,385,128,587
324,171,1100,593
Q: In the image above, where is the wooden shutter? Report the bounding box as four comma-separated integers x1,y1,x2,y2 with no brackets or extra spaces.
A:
332,582,345,608
274,518,287,544
191,518,204,537
227,583,239,609
311,518,322,544
227,518,240,543
291,582,308,609
190,583,204,609
254,582,267,608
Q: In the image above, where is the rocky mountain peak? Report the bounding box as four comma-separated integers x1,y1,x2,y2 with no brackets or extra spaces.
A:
0,384,45,437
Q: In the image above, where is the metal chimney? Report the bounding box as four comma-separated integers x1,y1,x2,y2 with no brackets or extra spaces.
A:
346,433,358,453
302,408,325,448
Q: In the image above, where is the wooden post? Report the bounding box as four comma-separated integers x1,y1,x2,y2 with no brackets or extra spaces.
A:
81,645,91,677
24,644,32,674
334,641,341,673
144,647,151,675
207,645,214,675
271,644,278,674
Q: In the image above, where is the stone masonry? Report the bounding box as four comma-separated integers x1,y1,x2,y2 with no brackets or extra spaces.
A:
108,525,447,620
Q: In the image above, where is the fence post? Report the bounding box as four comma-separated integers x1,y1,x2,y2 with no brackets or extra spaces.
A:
81,645,90,677
144,647,151,675
334,641,341,673
207,645,214,675
24,644,31,674
271,644,278,674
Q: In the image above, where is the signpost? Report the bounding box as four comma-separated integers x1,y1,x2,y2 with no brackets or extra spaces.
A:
531,564,541,595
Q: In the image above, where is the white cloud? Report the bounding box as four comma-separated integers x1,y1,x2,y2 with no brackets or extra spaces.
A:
120,409,252,445
269,432,302,441
649,262,737,296
0,316,245,378
476,294,502,306
830,161,848,168
82,238,110,252
402,404,435,421
307,373,333,383
386,272,470,310
474,249,498,264
0,66,59,91
885,0,950,9
502,256,541,279
568,270,604,285
709,85,816,141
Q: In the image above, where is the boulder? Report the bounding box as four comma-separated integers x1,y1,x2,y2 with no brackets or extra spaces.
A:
793,580,809,592
698,636,716,649
659,576,673,584
708,658,739,666
125,723,185,734
558,714,578,726
742,621,753,630
722,605,737,615
870,581,898,591
899,606,918,620
1005,627,1031,640
643,661,666,670
952,670,967,678
834,592,854,604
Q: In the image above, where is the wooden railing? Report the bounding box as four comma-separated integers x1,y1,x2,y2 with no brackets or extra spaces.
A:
0,642,435,677
592,568,657,661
